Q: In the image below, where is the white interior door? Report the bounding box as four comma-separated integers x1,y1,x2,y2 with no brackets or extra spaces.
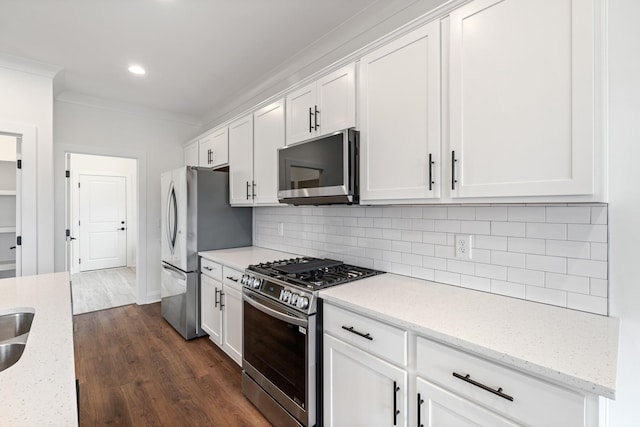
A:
79,174,127,271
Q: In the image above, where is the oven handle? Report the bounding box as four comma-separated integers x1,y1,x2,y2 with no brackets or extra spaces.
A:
243,292,307,327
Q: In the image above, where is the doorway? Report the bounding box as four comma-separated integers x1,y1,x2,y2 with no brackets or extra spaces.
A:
67,153,138,314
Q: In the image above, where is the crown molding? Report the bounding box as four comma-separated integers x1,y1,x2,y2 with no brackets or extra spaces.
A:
0,51,62,79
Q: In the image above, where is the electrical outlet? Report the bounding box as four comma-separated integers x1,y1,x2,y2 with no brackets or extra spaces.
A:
278,223,284,236
455,235,472,259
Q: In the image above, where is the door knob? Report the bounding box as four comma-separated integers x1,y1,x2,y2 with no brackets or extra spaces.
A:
9,246,16,250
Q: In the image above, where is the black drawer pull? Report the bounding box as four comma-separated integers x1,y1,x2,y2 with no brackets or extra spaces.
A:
452,372,514,402
417,393,424,427
226,276,239,282
393,381,400,425
341,325,373,341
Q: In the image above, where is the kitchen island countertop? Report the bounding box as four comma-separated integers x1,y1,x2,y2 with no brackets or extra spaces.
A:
0,272,77,426
320,272,619,400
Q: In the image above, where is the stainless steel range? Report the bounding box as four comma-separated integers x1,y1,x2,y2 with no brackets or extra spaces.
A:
241,257,383,427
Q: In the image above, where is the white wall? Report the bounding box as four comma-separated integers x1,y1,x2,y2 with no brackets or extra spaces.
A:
54,100,201,303
0,66,55,274
69,153,137,272
607,0,640,424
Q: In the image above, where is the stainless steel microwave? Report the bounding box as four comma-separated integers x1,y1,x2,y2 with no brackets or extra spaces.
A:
278,128,359,205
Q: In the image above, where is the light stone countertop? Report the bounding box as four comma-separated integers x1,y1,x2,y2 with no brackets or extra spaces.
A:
319,273,619,400
199,246,299,271
0,272,77,426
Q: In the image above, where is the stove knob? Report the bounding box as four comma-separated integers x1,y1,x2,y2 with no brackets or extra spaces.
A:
297,296,309,309
241,274,248,285
290,293,300,306
281,290,291,303
252,278,262,289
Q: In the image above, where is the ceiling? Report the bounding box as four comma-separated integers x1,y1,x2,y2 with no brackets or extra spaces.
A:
0,0,414,124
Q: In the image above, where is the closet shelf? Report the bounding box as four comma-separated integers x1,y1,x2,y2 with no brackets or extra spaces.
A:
0,261,16,272
0,190,17,196
0,226,16,233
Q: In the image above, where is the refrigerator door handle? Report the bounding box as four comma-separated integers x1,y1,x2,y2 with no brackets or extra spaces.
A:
162,262,187,280
166,182,178,254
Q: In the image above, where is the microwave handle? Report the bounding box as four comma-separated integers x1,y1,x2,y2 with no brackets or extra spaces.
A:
243,292,307,327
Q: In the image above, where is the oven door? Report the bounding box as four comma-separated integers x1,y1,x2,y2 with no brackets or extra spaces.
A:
243,288,314,426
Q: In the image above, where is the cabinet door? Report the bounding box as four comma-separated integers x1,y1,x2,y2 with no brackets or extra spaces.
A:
229,114,254,206
359,21,441,203
324,334,407,427
416,377,518,427
316,63,356,137
210,127,229,168
200,275,222,345
449,0,594,198
253,99,285,205
286,82,316,144
198,134,214,167
221,284,242,366
184,140,199,166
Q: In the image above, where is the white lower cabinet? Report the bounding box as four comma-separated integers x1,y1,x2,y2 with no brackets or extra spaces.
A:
416,377,517,427
323,301,599,427
323,334,407,427
200,258,243,366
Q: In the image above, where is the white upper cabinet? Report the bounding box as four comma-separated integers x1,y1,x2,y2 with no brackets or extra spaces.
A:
286,63,356,145
183,139,198,166
448,0,595,199
359,21,441,204
198,127,229,168
253,99,285,205
229,114,254,206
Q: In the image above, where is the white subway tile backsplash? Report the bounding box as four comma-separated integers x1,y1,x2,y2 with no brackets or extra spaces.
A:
590,242,608,261
546,207,591,224
526,254,567,273
568,224,608,242
491,251,526,268
434,220,461,233
460,221,491,235
461,275,491,292
567,293,607,315
476,264,508,281
491,280,526,298
507,237,546,255
492,221,526,237
508,206,545,222
507,267,544,286
475,235,508,251
476,206,508,221
590,278,608,297
545,273,590,294
526,223,567,240
568,259,608,279
591,206,608,225
546,240,590,259
255,203,608,315
526,286,567,308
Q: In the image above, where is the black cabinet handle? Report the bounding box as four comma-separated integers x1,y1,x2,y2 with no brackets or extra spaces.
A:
214,288,220,308
252,181,256,198
226,276,239,282
220,291,225,310
417,393,424,427
246,181,250,200
117,227,125,231
207,148,211,164
393,381,400,426
309,107,313,132
314,105,319,130
451,150,458,190
452,372,514,401
341,325,373,341
428,153,434,191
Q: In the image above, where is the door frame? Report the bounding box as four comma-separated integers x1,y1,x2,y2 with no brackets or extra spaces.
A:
56,144,146,305
0,122,38,276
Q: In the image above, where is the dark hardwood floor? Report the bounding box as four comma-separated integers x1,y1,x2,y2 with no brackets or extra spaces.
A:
73,303,272,426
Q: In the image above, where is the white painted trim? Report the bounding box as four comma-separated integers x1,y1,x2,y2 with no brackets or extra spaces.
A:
0,121,38,276
0,52,62,79
54,143,148,305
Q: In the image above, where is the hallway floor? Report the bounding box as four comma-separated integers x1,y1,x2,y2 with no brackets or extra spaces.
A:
71,267,136,315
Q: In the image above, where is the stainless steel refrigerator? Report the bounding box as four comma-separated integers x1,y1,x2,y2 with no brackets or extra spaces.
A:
161,166,252,340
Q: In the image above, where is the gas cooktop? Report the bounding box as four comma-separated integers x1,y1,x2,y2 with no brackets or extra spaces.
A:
247,257,384,291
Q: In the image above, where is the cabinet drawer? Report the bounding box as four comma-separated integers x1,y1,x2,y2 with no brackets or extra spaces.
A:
323,303,407,366
200,258,222,281
222,266,243,292
416,337,586,426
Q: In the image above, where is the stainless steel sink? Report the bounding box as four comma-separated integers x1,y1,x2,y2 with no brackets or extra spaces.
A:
0,342,26,372
0,311,35,342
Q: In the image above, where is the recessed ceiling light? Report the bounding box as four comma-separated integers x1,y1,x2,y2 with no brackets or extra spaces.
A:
128,65,146,75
